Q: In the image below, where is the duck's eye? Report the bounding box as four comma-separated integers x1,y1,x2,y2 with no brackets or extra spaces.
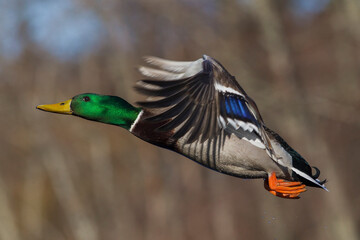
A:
83,96,90,102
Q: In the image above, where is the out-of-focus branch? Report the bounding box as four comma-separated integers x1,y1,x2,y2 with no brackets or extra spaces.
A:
251,0,295,89
308,96,360,128
0,177,21,240
331,0,360,103
21,163,45,240
43,149,99,240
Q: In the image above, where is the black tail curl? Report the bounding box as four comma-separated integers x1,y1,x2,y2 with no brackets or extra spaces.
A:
312,167,327,185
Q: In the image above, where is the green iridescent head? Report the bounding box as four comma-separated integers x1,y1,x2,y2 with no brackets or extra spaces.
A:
36,93,141,130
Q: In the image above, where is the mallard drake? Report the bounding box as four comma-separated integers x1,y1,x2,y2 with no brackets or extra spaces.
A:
37,55,327,199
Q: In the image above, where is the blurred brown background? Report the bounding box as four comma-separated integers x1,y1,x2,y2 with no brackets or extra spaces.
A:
0,0,359,239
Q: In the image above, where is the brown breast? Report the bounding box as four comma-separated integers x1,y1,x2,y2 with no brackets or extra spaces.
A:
131,110,175,150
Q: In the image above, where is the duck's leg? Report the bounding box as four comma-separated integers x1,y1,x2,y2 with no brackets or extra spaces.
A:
264,172,306,199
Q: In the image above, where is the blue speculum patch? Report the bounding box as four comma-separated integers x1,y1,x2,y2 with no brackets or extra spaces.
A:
224,96,256,122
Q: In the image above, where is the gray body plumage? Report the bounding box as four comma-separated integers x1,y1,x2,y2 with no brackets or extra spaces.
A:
175,130,291,179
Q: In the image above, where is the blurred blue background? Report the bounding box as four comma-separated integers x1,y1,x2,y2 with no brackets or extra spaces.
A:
1,0,330,60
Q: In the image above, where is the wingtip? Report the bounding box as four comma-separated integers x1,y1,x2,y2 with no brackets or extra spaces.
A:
142,55,155,62
137,65,145,73
137,65,148,74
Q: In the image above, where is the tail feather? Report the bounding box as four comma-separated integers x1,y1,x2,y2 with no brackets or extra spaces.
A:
312,166,321,179
291,167,328,191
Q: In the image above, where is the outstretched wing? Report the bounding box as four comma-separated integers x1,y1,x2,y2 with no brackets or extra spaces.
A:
136,55,277,160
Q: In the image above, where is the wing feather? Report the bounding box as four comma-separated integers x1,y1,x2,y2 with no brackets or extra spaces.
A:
136,55,277,160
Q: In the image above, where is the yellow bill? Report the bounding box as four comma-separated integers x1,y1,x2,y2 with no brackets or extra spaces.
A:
36,99,73,114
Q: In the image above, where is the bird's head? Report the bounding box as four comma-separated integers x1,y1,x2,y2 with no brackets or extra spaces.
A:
36,93,141,130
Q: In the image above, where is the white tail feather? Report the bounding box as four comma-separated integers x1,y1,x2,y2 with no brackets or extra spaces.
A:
291,167,328,191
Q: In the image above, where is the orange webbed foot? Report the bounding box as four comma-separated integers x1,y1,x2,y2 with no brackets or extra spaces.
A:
264,173,306,199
